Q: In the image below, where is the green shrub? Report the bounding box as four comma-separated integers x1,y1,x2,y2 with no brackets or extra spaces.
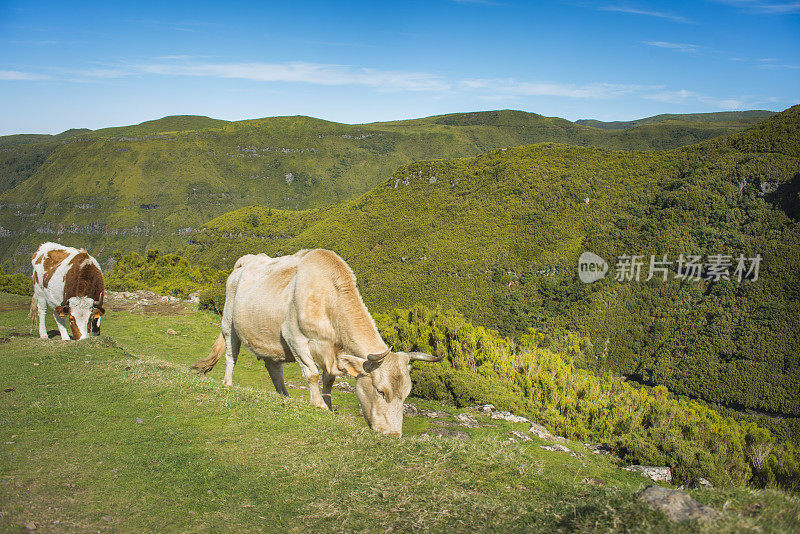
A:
378,304,798,491
411,363,532,414
106,251,228,303
198,283,226,315
0,270,33,296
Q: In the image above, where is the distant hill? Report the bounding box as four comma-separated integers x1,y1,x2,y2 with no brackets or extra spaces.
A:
0,128,90,148
576,110,776,130
0,108,775,269
186,105,800,416
87,115,229,138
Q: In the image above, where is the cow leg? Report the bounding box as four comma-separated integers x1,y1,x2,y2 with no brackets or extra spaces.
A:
321,371,335,411
281,326,326,409
222,330,241,386
264,361,289,396
37,298,48,339
296,350,326,409
53,311,71,340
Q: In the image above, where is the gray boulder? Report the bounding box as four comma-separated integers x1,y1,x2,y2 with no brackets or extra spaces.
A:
510,430,532,442
689,477,714,489
624,465,672,483
454,413,480,427
528,423,566,442
636,486,719,523
491,411,530,424
585,442,615,456
540,443,582,457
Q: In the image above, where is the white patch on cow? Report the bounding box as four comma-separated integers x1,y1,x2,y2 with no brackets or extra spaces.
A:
68,296,95,340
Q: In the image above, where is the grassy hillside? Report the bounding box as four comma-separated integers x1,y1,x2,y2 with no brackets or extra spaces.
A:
184,105,800,417
576,110,776,130
87,115,229,138
0,141,59,195
0,109,773,270
0,128,91,148
1,292,798,532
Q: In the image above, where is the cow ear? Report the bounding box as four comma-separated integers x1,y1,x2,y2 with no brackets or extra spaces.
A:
55,305,70,318
92,306,105,317
339,354,365,378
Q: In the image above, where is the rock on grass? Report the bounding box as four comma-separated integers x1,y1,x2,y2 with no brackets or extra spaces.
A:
636,486,719,523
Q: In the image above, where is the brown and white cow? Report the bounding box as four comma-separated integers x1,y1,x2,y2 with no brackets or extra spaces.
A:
31,242,105,340
191,249,441,436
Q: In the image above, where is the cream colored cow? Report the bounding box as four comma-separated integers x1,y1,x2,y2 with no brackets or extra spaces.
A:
192,249,440,435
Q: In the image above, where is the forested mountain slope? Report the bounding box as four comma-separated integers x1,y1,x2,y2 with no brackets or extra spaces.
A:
187,105,800,416
0,109,773,269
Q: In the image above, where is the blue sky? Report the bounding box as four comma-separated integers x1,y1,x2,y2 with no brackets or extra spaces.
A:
0,0,798,134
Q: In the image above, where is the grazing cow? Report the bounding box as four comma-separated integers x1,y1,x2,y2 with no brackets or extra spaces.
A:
30,242,105,340
191,249,441,436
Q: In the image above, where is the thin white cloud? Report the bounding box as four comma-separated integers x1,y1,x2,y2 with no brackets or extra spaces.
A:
758,62,800,70
600,5,692,23
69,68,134,78
4,57,776,112
712,1,800,14
465,76,762,110
461,78,653,99
0,70,49,81
643,41,700,53
643,89,745,109
136,61,451,91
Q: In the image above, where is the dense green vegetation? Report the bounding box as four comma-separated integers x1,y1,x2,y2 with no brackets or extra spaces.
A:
0,109,772,269
0,141,58,194
0,269,32,296
106,249,227,299
184,105,800,419
375,305,799,492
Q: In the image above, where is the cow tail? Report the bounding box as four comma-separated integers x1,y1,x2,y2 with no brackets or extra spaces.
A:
28,295,38,332
191,333,225,374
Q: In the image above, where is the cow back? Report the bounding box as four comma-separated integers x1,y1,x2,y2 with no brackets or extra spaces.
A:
291,249,386,359
31,242,104,307
63,251,105,305
227,251,309,360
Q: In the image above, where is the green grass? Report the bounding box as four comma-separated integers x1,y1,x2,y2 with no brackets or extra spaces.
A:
1,292,799,532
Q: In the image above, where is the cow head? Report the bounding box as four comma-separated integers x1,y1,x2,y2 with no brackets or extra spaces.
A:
55,296,105,340
340,349,442,436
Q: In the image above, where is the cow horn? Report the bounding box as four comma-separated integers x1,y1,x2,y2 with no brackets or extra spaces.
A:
408,352,443,362
367,347,392,362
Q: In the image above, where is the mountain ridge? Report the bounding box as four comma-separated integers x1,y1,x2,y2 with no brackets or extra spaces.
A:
576,110,776,130
0,107,778,269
